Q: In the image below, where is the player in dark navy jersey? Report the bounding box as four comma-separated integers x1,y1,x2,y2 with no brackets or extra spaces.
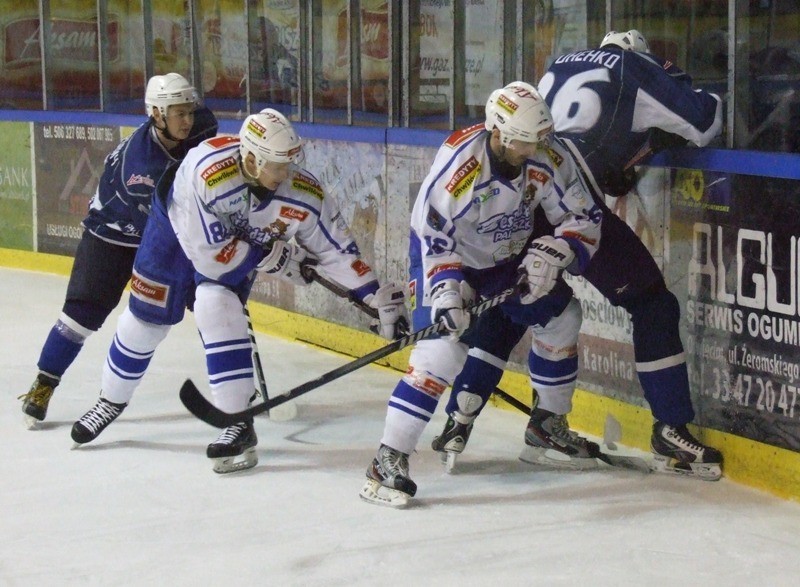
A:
438,30,724,480
20,73,218,427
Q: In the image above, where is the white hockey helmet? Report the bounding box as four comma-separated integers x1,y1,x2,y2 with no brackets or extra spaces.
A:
239,108,303,172
484,81,554,147
600,29,650,53
145,73,197,118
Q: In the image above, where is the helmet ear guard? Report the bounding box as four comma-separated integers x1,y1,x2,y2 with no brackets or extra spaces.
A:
600,29,649,53
238,108,303,176
484,81,554,148
144,73,198,119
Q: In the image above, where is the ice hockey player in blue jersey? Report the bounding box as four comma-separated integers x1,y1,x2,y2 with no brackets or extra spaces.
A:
437,30,724,480
359,82,603,508
20,73,217,428
69,109,408,474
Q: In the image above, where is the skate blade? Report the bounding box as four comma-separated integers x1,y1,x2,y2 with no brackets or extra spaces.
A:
211,448,258,474
436,450,458,474
359,478,411,508
651,455,722,481
519,445,599,470
23,414,42,430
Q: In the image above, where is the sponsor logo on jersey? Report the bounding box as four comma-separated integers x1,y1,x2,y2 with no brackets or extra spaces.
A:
201,156,238,188
279,206,309,221
215,239,238,264
408,278,417,311
445,156,481,199
125,173,155,188
351,259,371,277
130,270,169,308
291,172,324,200
497,93,519,116
444,123,484,148
426,262,461,279
527,169,548,184
544,147,563,167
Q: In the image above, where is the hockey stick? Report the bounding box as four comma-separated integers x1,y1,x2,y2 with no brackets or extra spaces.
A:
303,266,529,411
244,304,298,422
494,388,651,473
180,286,519,428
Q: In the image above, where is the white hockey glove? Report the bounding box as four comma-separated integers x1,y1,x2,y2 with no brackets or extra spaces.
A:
364,282,409,340
257,240,316,286
518,236,575,304
430,279,471,339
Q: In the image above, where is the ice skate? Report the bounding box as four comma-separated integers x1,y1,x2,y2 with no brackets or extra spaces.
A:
650,422,723,481
206,421,258,474
71,397,127,445
431,412,475,473
19,373,59,429
519,408,600,470
360,444,417,508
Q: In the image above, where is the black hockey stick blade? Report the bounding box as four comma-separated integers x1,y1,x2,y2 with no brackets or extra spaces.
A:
180,286,519,428
591,448,652,473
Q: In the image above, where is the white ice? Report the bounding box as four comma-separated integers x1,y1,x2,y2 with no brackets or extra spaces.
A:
3,267,800,586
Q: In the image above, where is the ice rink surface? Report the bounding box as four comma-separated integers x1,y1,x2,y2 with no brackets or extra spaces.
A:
3,267,800,586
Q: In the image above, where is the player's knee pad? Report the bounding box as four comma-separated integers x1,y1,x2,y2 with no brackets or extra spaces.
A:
55,312,95,342
401,368,450,402
407,338,467,384
445,347,506,416
115,307,171,351
531,297,581,360
194,283,248,343
61,301,109,333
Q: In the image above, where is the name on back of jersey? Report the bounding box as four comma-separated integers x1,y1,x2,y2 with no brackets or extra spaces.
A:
553,49,620,69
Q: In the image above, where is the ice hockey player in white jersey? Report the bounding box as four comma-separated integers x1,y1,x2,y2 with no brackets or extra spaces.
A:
70,109,407,473
359,82,603,507
437,30,724,480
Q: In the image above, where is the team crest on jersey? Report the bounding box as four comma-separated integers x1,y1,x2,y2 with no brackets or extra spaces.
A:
125,173,155,188
130,270,169,308
351,259,371,277
215,239,238,264
279,206,309,221
444,123,484,149
525,184,537,204
201,156,238,188
446,156,481,199
426,206,446,231
544,147,563,167
266,218,289,239
291,172,323,200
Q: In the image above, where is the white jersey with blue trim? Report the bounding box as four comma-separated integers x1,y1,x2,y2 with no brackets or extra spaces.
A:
411,124,602,299
168,134,378,294
538,47,722,182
